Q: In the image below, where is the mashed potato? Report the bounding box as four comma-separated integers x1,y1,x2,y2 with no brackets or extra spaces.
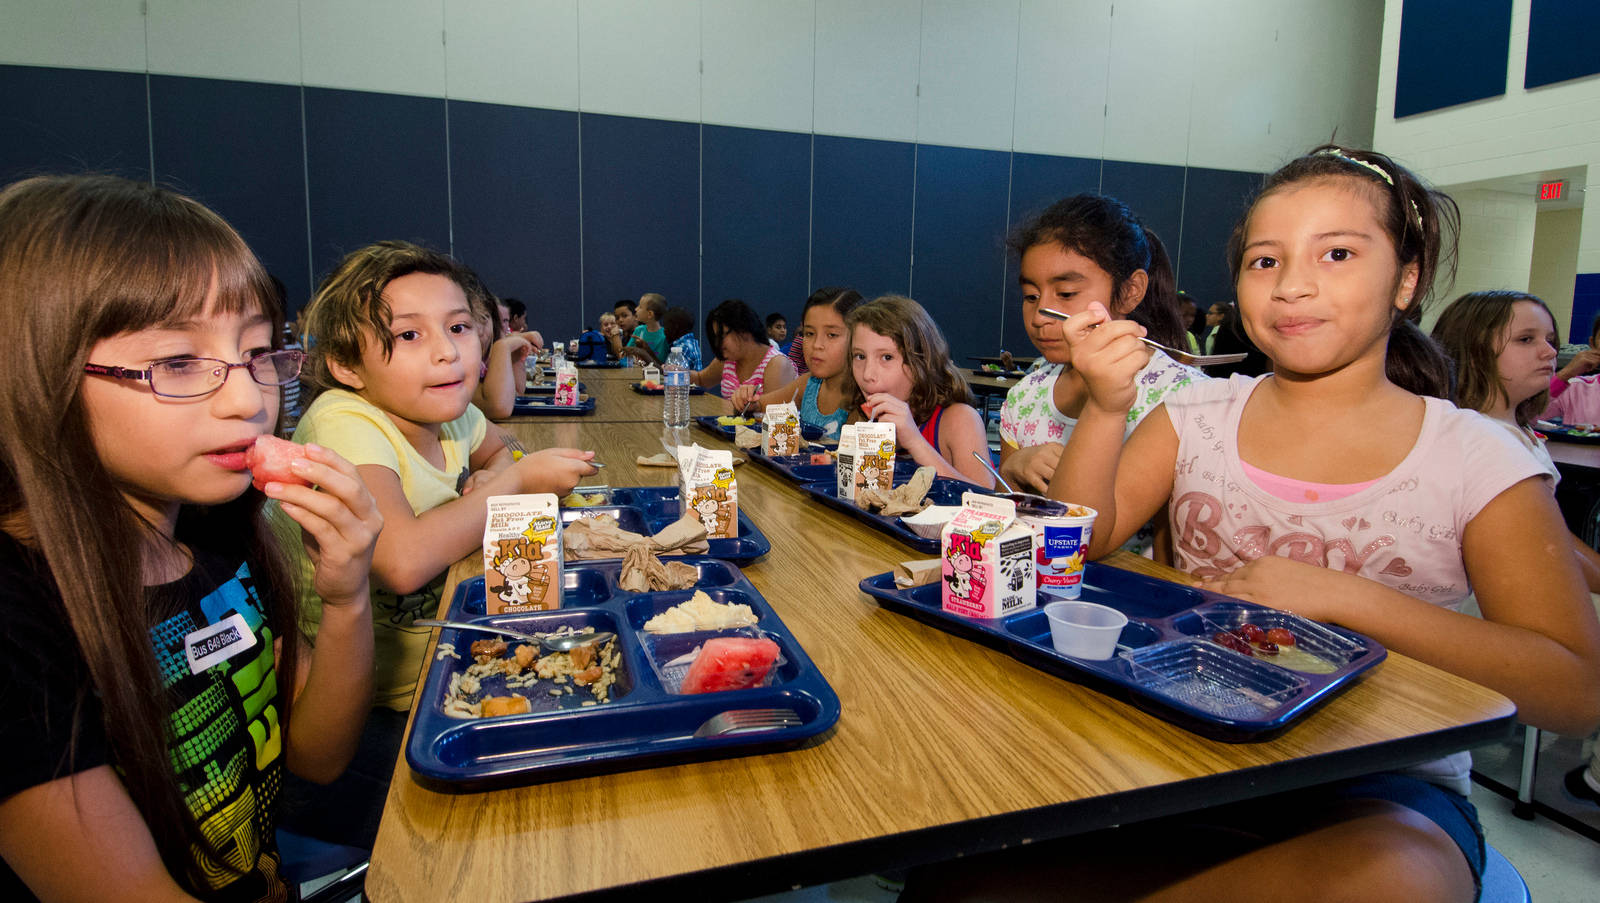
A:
643,590,758,633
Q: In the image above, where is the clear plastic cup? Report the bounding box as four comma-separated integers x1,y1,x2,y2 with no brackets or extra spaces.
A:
1044,600,1127,660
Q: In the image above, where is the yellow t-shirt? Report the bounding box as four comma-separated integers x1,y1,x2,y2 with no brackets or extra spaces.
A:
291,388,487,711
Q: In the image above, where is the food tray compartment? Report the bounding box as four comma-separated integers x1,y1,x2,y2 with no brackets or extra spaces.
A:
641,626,793,694
856,563,1386,740
600,487,771,564
445,559,746,620
560,505,654,536
425,609,635,717
800,476,994,552
522,381,587,395
748,449,919,484
630,382,707,395
1121,640,1306,722
511,394,595,416
409,562,842,789
692,414,827,443
1173,604,1368,673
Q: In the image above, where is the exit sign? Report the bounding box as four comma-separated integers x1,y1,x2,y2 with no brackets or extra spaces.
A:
1539,180,1566,201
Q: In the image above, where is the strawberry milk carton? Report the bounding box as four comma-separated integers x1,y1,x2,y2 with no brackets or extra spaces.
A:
482,494,562,613
762,402,802,457
676,444,739,539
551,359,580,406
835,421,895,502
941,492,1036,619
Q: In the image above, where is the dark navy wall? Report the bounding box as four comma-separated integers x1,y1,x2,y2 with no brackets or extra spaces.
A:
1526,0,1600,89
1,63,1263,363
1394,0,1513,117
1573,274,1600,345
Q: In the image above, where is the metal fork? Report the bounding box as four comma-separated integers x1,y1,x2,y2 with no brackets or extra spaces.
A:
1039,307,1248,367
501,431,528,461
692,707,803,738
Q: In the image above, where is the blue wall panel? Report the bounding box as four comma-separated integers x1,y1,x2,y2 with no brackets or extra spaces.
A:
1526,0,1600,89
1099,159,1185,260
811,135,915,300
579,113,700,317
1572,274,1600,346
911,144,1012,364
1395,0,1512,117
0,64,149,185
702,125,811,324
1177,166,1260,308
149,75,310,310
303,88,450,284
448,100,583,338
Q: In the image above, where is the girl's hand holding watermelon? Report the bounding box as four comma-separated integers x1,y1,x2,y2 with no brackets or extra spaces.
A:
260,441,383,609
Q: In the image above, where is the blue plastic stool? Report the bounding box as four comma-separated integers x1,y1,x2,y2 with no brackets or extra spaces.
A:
1481,843,1531,903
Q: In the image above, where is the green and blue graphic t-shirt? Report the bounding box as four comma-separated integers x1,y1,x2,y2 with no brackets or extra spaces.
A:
0,536,289,902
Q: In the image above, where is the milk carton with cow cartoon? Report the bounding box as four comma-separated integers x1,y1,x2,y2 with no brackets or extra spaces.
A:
940,492,1036,619
482,494,562,613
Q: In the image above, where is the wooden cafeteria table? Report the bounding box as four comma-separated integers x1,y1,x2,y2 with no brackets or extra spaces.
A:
502,373,727,425
367,419,1517,902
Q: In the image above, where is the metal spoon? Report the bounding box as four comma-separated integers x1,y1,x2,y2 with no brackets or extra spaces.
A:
1038,307,1248,367
971,451,1016,493
414,619,616,653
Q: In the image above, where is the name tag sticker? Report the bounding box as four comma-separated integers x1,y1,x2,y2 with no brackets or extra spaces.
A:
184,612,257,675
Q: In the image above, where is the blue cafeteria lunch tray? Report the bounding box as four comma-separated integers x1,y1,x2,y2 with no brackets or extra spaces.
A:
521,381,587,395
799,474,994,553
630,382,707,395
512,393,596,416
408,562,841,789
858,563,1385,740
747,447,920,484
1535,419,1600,445
559,486,770,564
692,413,828,444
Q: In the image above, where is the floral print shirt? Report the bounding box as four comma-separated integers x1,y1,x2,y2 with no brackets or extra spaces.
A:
999,350,1202,448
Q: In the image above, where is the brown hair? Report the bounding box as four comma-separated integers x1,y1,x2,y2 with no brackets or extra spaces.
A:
0,174,299,889
638,292,667,319
1226,144,1460,398
301,240,482,401
842,295,975,423
1432,290,1558,428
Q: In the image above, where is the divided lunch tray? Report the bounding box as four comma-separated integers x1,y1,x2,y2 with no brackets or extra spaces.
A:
1536,419,1600,445
693,414,829,444
630,382,707,395
859,563,1385,740
799,475,994,552
512,393,596,416
559,486,770,564
747,448,920,484
408,561,841,789
521,381,587,395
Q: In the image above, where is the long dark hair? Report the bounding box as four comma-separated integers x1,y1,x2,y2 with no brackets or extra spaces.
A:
1432,290,1558,428
1006,194,1189,351
0,174,300,890
705,298,767,362
1227,144,1460,398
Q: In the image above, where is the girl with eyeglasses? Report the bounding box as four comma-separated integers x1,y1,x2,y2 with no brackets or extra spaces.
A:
0,174,382,901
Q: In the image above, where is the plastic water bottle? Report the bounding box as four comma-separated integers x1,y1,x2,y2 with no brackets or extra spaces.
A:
663,346,691,429
551,343,567,370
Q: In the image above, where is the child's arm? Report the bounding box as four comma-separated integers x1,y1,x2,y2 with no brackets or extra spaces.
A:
763,353,798,391
0,767,203,901
359,449,596,594
1047,303,1175,557
936,403,997,487
621,341,662,366
728,375,805,416
691,361,722,389
999,440,1064,494
857,394,991,485
264,445,382,782
1201,478,1600,735
473,335,533,420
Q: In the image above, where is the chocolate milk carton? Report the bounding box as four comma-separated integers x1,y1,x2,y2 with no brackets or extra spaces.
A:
676,444,739,539
762,402,802,457
482,494,562,613
836,421,895,502
941,492,1036,619
551,359,580,406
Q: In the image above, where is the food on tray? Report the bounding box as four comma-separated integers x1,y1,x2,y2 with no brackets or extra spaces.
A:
680,636,780,694
809,451,834,465
560,490,609,507
619,543,701,593
856,466,936,516
1209,625,1335,674
442,627,620,719
563,512,709,560
246,435,310,492
643,590,758,633
899,504,961,539
639,380,663,390
717,415,758,427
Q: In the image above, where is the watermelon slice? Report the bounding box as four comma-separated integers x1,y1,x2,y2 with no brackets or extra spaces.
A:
246,435,311,492
679,636,781,694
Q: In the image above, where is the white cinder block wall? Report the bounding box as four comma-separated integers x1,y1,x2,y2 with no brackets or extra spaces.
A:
1372,0,1598,328
1436,189,1540,327
0,0,1382,174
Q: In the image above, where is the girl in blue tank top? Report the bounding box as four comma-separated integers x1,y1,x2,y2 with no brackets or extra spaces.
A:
727,287,863,437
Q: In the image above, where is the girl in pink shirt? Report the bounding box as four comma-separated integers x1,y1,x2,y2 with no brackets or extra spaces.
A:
1033,147,1600,902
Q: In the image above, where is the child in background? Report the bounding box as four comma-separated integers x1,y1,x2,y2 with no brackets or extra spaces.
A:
1431,289,1600,811
622,293,669,362
844,295,994,488
731,287,863,436
1545,310,1600,427
504,296,528,333
694,299,798,405
468,272,539,420
0,174,380,900
998,194,1200,495
608,300,637,358
951,146,1600,902
287,240,596,847
663,306,703,370
766,311,788,349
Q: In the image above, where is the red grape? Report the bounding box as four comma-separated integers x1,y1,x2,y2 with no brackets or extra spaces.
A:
1238,623,1266,644
1254,640,1279,655
1212,632,1254,656
1265,627,1296,646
